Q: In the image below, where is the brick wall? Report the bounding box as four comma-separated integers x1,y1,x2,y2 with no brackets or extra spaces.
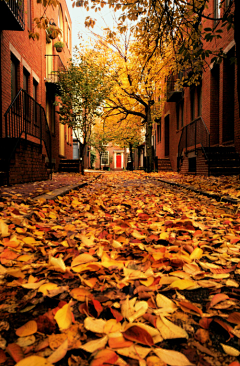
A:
155,0,239,175
8,140,49,184
0,0,73,181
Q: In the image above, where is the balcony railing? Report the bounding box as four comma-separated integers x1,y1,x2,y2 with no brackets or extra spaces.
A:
45,55,65,84
4,89,51,181
177,116,210,171
0,0,25,30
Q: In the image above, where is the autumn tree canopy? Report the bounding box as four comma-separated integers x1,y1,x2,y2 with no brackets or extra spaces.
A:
55,47,111,170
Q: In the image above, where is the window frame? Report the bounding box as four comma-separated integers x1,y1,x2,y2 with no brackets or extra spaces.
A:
101,151,109,165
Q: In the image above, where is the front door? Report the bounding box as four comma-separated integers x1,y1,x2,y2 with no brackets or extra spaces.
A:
116,153,121,168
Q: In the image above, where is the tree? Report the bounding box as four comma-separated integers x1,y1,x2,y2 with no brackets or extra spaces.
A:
55,48,111,172
93,31,168,172
90,118,110,170
103,114,144,170
76,0,238,114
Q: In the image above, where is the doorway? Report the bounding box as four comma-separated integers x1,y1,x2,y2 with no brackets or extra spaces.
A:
116,153,122,168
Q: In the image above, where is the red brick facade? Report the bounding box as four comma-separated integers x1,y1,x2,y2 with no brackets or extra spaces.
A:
0,0,73,184
155,0,239,175
94,144,130,171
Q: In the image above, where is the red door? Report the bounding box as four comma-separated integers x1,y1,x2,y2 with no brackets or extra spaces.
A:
116,154,121,168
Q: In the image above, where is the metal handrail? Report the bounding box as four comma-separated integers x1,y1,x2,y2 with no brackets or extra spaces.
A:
177,116,210,171
4,0,25,29
4,89,51,182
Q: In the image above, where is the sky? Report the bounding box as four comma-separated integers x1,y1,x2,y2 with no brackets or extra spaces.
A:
66,0,118,49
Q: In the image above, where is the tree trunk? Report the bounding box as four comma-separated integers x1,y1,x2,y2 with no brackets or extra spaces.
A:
99,153,102,170
234,0,240,118
145,108,153,173
129,143,133,171
80,142,86,175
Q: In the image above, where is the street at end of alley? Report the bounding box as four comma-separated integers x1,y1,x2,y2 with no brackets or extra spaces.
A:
0,171,240,366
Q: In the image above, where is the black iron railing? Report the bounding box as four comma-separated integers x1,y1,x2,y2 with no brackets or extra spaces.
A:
45,55,65,83
2,0,25,30
4,89,51,179
177,116,210,171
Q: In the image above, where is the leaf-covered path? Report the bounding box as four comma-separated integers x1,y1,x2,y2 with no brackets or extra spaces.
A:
0,172,240,366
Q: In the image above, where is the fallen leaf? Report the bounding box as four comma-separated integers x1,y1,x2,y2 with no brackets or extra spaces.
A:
80,336,108,353
16,321,38,337
54,303,72,330
154,348,194,366
15,355,54,366
47,338,68,364
221,343,240,356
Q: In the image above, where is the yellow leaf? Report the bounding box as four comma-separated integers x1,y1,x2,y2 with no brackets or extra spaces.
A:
190,248,203,260
156,315,188,339
0,220,9,237
160,232,169,240
15,356,54,366
21,280,46,290
49,255,66,272
221,343,240,356
103,319,122,333
147,356,166,366
38,283,59,296
132,230,146,239
155,294,177,313
71,262,102,273
17,255,32,262
22,237,36,244
16,320,38,337
54,303,72,330
116,345,151,360
71,253,97,267
82,277,98,288
154,348,194,365
80,336,108,353
140,277,154,286
128,301,148,323
84,317,106,333
170,279,197,290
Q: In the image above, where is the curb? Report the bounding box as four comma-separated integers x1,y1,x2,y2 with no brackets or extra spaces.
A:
157,178,239,206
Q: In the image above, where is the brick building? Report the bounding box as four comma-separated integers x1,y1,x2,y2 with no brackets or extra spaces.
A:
155,0,239,176
94,143,131,171
0,0,73,185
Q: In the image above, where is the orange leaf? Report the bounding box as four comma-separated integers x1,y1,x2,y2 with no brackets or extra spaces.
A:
16,321,38,337
0,350,7,364
209,293,229,308
199,318,212,330
92,299,103,317
108,335,133,349
110,307,123,322
6,343,24,363
90,349,118,366
70,288,92,302
178,301,203,316
122,325,154,346
227,312,240,325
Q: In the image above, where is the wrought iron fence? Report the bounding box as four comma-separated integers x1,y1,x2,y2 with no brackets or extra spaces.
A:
45,55,65,83
177,116,210,171
4,89,51,170
4,0,25,29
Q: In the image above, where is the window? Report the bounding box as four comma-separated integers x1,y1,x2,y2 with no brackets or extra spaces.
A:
23,68,30,93
214,0,221,22
101,151,109,165
197,83,202,117
156,121,161,142
33,79,38,101
58,5,63,40
11,55,19,100
46,95,55,134
177,100,184,129
190,88,195,121
225,0,232,7
65,15,71,49
27,0,32,30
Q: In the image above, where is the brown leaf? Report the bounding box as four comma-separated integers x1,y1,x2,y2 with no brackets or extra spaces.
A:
122,325,154,346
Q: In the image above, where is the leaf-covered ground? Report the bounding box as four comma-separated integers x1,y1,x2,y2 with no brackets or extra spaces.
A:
0,172,99,202
0,172,240,366
150,172,240,200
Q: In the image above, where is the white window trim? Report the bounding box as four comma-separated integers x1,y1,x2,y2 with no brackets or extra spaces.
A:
101,151,109,165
